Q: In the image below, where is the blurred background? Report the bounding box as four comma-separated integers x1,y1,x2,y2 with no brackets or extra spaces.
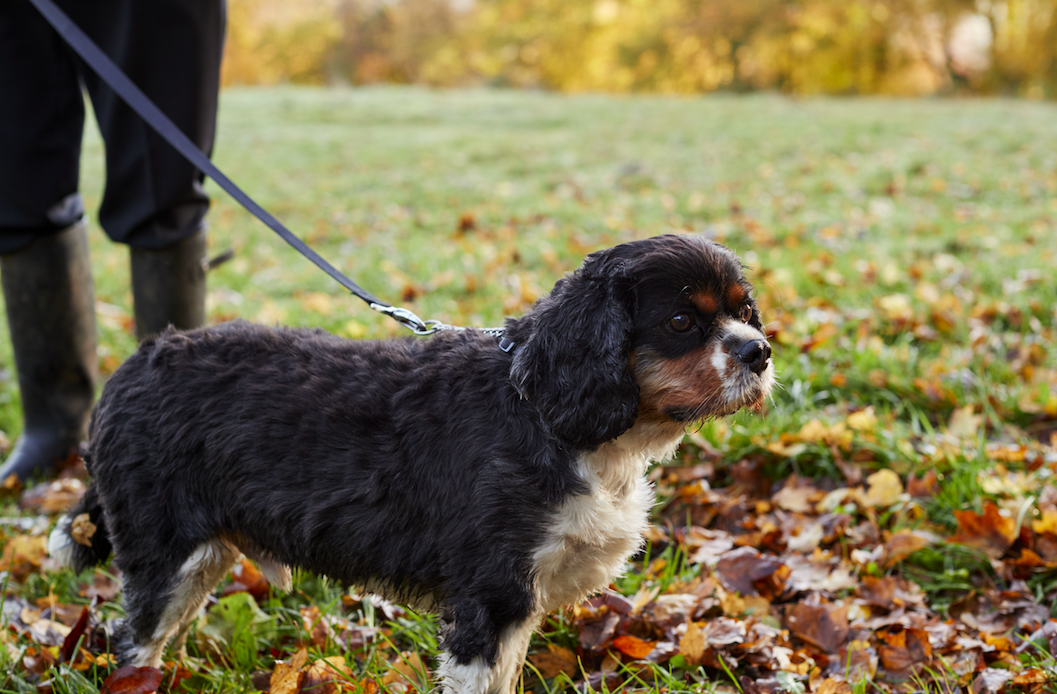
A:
222,0,1055,99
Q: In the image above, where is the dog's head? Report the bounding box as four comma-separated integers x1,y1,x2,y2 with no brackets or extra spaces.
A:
507,234,774,450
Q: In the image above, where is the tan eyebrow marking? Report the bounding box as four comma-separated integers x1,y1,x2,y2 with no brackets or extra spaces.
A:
726,284,748,308
690,291,718,314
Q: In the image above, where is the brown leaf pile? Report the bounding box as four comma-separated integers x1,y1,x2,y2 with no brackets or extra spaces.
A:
529,430,1057,693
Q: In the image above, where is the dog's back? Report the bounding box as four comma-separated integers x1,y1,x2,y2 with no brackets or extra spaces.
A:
88,320,560,574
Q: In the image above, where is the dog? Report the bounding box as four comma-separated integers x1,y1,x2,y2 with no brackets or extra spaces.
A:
49,234,774,693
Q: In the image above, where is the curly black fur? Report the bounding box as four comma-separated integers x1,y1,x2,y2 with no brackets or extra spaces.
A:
51,234,772,691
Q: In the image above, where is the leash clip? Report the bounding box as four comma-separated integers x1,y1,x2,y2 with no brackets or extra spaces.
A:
370,304,439,335
371,303,507,339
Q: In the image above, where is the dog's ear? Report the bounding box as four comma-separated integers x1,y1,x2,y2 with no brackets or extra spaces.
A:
509,252,638,450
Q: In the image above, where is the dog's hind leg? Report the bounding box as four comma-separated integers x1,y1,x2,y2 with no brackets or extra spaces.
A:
166,538,241,658
117,538,239,667
488,617,539,694
436,602,539,694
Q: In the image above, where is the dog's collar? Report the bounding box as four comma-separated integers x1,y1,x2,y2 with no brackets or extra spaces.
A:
498,336,517,353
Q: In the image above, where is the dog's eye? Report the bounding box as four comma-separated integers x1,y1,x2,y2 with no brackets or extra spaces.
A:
669,314,694,332
739,305,753,323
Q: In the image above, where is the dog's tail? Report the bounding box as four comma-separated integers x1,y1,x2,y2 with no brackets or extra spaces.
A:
48,484,112,573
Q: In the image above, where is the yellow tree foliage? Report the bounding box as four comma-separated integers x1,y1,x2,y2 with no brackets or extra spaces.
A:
219,0,1056,98
223,0,343,85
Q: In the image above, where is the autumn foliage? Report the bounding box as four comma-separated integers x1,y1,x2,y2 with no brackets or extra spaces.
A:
222,0,1057,99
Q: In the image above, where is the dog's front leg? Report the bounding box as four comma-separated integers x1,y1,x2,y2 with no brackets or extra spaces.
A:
435,607,539,694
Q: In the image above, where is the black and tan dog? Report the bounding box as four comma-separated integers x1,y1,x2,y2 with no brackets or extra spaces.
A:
50,234,774,693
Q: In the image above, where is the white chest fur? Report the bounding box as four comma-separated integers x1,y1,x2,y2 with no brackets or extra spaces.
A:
532,423,683,612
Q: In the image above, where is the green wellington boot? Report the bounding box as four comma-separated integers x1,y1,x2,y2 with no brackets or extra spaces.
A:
130,227,207,340
0,222,98,482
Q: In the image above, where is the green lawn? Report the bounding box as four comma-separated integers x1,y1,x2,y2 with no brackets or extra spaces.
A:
2,88,1057,692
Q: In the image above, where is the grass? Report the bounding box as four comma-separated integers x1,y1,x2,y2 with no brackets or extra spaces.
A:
2,87,1057,692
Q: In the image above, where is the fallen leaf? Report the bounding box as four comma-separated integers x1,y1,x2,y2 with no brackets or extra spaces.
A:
162,661,195,693
949,503,1017,559
577,608,620,651
687,531,735,566
856,576,897,610
816,679,852,694
702,617,747,647
612,634,656,659
948,405,982,440
0,534,48,579
100,665,163,694
1011,668,1048,686
1031,508,1057,535
971,667,1011,694
270,647,309,694
679,620,706,666
300,605,331,647
877,294,913,322
22,645,55,675
1,473,22,495
382,651,429,690
303,655,355,694
906,470,939,498
797,419,829,444
766,440,807,457
457,212,476,233
785,600,849,653
865,469,903,507
222,558,271,601
95,653,118,667
884,530,931,566
878,627,931,672
772,484,819,513
714,547,785,596
846,407,878,432
24,616,71,646
785,521,825,553
650,593,699,622
60,605,90,662
528,643,578,679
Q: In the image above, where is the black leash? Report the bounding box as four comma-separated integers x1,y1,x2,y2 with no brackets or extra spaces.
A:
28,0,501,338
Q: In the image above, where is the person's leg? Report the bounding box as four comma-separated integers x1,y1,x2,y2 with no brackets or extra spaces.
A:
0,0,86,243
0,0,98,482
64,0,225,338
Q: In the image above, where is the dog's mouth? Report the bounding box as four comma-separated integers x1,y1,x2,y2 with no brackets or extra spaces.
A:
664,358,775,423
633,336,775,426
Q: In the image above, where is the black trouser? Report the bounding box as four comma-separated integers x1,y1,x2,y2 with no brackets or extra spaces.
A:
0,0,225,253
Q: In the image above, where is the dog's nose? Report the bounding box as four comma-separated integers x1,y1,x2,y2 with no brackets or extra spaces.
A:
735,339,771,375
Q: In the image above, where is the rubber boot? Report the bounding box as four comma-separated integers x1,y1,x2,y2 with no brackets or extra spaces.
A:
130,227,207,340
0,222,97,482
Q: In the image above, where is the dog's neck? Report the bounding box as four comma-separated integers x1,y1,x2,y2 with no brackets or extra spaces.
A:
578,419,684,499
